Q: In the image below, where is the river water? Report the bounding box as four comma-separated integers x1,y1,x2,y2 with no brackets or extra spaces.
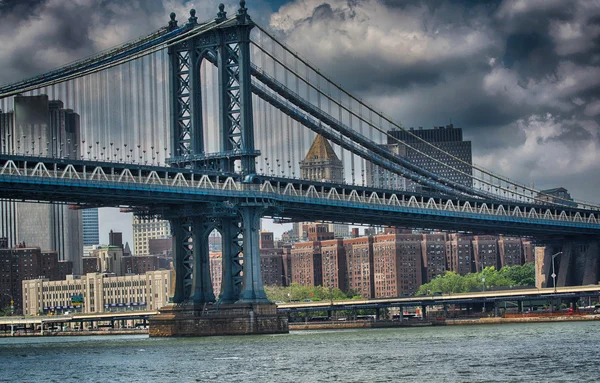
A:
1,321,599,382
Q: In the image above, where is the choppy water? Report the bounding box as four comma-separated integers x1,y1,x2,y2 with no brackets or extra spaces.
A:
1,321,600,382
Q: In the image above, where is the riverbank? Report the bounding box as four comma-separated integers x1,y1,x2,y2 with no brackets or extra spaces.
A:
446,313,600,325
3,314,599,336
0,329,148,337
289,319,440,331
290,314,600,330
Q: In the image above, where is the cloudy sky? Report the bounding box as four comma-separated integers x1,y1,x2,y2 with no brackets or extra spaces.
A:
1,0,599,243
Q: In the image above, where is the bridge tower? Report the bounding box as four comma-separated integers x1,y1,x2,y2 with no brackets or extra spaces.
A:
150,2,285,336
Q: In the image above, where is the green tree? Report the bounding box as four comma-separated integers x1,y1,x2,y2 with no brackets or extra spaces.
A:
500,263,535,286
264,283,350,302
416,263,536,295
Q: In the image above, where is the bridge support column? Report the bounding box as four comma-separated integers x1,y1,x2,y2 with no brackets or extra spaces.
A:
218,217,243,304
238,206,269,303
171,217,193,303
538,239,600,288
190,217,216,304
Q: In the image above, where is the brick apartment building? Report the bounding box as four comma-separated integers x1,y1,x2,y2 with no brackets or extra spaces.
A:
0,247,72,314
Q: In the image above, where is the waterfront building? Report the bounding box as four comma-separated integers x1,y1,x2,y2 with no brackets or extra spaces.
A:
395,234,424,295
343,236,374,298
421,233,447,283
291,241,322,287
0,95,83,274
0,247,72,314
473,235,499,271
522,239,534,264
498,236,524,268
133,216,170,256
282,245,293,286
85,244,163,277
209,251,222,296
446,234,474,275
261,248,285,286
22,269,171,315
321,238,346,291
372,234,400,298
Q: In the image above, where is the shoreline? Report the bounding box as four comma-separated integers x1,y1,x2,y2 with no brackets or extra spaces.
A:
2,315,599,337
290,314,600,330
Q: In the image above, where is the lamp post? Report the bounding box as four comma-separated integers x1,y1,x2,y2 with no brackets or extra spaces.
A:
551,251,563,293
282,275,292,302
482,275,486,312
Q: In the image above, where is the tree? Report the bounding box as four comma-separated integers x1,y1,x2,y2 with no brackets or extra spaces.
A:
416,263,536,296
500,263,535,286
264,283,350,302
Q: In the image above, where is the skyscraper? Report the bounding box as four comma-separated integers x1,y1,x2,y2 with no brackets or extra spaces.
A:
0,95,83,274
367,124,473,191
133,216,171,256
82,208,100,247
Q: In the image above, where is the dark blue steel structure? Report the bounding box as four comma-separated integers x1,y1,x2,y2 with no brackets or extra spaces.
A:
1,2,600,311
164,3,269,305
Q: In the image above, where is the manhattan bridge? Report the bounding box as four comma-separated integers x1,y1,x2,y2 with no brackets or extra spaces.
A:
0,2,598,334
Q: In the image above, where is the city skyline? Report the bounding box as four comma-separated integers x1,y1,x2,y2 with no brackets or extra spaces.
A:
0,0,598,244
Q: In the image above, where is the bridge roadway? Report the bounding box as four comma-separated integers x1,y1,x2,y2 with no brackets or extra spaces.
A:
1,155,600,237
276,285,600,313
0,310,157,329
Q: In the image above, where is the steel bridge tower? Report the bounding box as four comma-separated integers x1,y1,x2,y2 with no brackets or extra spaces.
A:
149,3,287,336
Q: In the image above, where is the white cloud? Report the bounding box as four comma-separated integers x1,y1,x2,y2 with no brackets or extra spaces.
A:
584,100,600,117
497,0,565,18
483,61,600,111
269,0,497,73
475,114,600,186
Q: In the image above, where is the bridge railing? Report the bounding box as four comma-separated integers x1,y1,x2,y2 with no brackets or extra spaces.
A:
1,159,598,227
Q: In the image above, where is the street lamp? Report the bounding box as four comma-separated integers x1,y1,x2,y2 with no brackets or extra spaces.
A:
282,275,292,302
551,251,563,293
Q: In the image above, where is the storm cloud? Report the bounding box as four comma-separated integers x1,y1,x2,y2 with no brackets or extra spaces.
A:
0,0,599,240
268,0,600,202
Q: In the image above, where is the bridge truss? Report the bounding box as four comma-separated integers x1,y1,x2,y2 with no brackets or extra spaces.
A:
1,2,599,305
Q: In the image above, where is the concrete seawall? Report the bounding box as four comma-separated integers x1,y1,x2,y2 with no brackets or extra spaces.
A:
0,329,148,337
446,314,600,326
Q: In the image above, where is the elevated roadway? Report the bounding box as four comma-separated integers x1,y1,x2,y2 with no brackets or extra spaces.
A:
277,285,600,313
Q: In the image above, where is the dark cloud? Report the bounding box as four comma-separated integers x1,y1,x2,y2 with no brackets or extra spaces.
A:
267,0,600,201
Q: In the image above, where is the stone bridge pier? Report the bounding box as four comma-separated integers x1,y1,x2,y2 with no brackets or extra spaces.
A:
148,203,288,337
536,238,600,288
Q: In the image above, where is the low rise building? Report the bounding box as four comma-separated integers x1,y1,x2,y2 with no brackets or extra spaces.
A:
22,270,171,315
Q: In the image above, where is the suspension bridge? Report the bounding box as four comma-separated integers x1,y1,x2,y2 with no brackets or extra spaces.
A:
0,2,598,335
